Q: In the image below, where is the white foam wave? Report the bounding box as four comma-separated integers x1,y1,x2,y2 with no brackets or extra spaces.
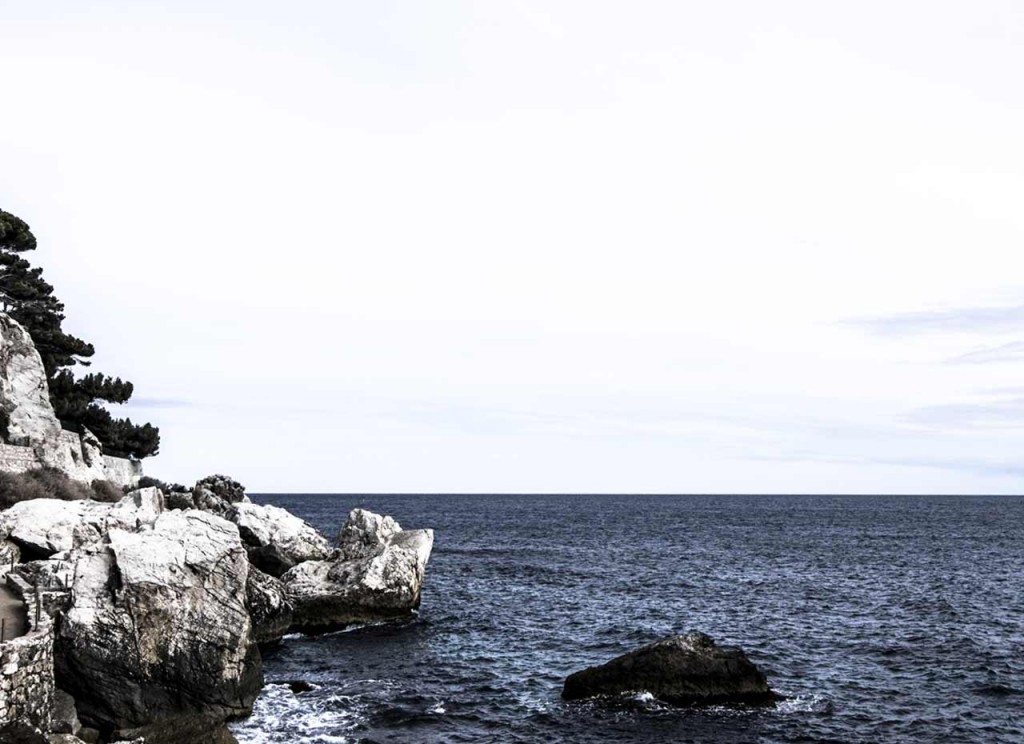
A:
775,692,834,714
230,683,366,744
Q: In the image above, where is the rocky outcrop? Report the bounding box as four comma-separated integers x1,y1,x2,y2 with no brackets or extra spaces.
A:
228,503,332,576
337,509,400,560
282,509,433,632
54,510,262,743
2,478,435,740
562,632,777,706
0,489,163,560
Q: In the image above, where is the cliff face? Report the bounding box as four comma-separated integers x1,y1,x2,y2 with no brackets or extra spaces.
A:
0,314,141,489
0,315,63,447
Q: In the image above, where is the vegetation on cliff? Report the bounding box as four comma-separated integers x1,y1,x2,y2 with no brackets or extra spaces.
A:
0,468,123,508
0,208,159,458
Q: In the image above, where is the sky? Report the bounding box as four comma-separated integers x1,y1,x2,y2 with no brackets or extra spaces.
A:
2,1,1024,493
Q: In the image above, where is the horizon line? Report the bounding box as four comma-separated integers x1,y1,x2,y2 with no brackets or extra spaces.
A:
247,491,1022,497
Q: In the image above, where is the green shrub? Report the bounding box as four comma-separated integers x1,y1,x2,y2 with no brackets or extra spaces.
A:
24,467,92,501
90,479,124,503
138,475,187,493
0,471,51,509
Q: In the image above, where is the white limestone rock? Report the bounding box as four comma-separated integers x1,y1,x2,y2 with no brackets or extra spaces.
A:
1,500,94,559
104,487,164,531
0,489,164,559
0,315,63,447
337,509,401,560
227,502,332,575
55,510,261,743
282,509,433,632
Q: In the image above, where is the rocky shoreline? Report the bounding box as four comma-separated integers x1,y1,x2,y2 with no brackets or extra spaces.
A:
0,476,434,743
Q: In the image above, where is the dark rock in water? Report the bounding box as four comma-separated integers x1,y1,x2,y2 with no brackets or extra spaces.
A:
246,565,294,645
273,679,317,694
562,632,777,706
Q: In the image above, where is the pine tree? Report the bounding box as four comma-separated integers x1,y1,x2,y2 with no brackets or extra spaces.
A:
0,208,160,458
0,211,94,374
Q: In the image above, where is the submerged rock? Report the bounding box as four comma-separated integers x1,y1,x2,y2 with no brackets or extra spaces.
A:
54,510,262,743
562,632,776,706
282,508,433,632
270,679,316,694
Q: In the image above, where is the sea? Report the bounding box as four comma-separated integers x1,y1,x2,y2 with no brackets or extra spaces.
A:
229,494,1024,744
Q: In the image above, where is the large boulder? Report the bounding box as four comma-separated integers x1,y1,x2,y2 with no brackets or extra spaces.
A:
227,502,332,576
0,489,163,560
562,632,777,706
281,509,433,632
1,500,94,559
54,510,262,743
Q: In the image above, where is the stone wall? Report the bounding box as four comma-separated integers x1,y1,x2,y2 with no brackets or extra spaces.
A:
0,439,142,489
0,575,56,730
102,455,144,489
0,443,40,474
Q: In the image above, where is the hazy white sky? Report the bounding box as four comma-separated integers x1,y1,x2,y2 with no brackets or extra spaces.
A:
2,1,1024,492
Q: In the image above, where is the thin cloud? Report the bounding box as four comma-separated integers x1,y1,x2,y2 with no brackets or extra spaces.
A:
948,341,1024,365
905,397,1024,430
873,454,1024,479
851,303,1024,336
744,447,1024,480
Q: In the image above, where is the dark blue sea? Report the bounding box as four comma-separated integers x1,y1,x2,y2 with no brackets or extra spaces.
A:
230,494,1024,744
